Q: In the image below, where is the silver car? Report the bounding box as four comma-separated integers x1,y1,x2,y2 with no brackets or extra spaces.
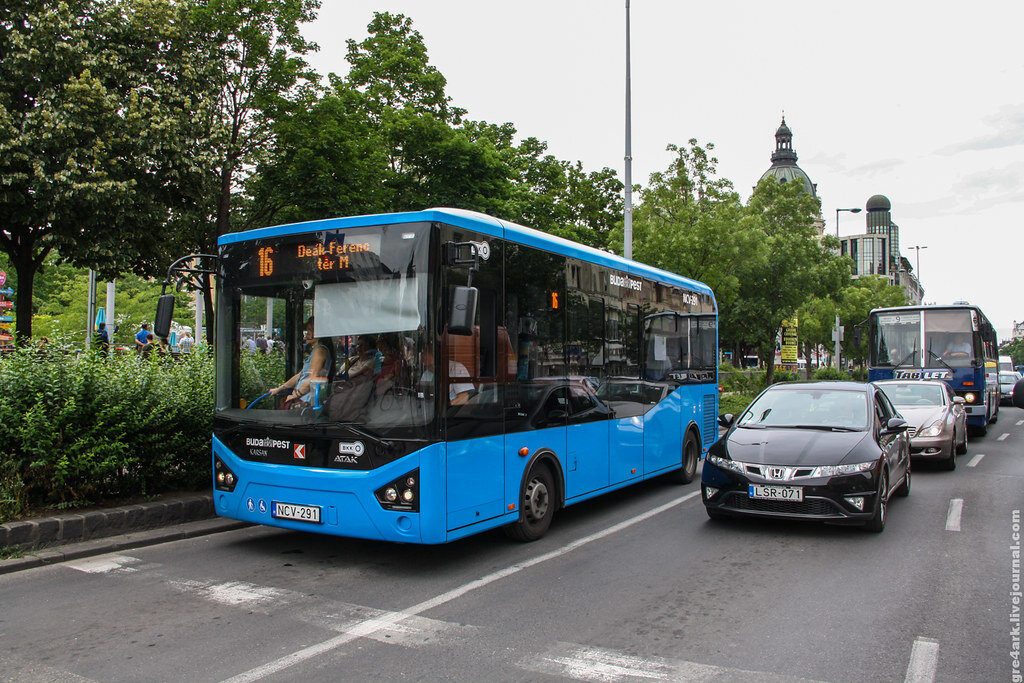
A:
875,380,967,470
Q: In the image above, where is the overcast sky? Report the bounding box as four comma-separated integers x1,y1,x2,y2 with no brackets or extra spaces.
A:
303,1,1024,338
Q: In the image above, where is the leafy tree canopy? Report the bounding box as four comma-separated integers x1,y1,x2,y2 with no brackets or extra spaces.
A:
0,0,211,339
728,177,851,382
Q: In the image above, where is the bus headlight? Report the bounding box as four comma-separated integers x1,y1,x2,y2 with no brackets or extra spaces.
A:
964,393,977,404
376,469,419,512
214,456,237,493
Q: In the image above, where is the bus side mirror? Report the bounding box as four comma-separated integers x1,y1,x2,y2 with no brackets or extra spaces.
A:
852,327,863,346
154,294,175,338
448,286,477,336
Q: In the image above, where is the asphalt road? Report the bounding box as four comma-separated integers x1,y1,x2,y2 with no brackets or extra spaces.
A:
2,407,1023,682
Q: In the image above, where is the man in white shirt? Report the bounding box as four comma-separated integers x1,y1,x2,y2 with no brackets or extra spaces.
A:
419,349,474,404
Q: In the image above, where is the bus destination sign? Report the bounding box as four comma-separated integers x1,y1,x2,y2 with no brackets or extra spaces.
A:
235,233,382,283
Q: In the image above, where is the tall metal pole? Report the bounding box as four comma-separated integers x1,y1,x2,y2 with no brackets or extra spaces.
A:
105,280,116,343
623,0,633,260
86,269,96,348
909,245,927,281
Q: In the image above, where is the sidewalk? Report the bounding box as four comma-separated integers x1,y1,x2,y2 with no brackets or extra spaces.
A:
0,492,248,575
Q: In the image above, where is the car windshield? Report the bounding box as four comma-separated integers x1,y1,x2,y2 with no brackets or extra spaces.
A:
1000,373,1019,384
737,387,869,430
878,383,944,407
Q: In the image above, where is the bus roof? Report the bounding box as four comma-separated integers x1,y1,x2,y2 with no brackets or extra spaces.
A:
869,303,988,317
218,207,715,301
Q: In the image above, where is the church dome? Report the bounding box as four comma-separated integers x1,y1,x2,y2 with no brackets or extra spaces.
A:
759,116,816,197
759,164,815,195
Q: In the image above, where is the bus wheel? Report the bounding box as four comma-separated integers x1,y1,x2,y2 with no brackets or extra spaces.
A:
668,432,700,485
504,464,555,542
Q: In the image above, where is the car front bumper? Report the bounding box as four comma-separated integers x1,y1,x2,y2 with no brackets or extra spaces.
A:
909,432,953,459
701,460,881,525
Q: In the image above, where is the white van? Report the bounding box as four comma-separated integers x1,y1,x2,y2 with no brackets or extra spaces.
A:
1000,355,1014,373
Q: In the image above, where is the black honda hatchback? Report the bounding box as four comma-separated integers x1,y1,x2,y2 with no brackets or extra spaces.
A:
702,381,911,532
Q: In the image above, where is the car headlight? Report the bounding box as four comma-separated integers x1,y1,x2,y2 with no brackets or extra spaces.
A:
811,461,876,477
918,423,942,437
706,454,745,474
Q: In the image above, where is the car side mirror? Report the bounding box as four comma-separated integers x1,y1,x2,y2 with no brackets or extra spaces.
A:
718,413,735,427
448,286,477,336
885,417,908,432
953,396,966,405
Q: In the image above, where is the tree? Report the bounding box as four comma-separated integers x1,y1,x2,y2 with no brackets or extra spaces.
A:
799,275,908,369
729,177,850,384
615,140,749,315
0,0,209,340
999,338,1024,367
250,12,623,245
171,0,321,343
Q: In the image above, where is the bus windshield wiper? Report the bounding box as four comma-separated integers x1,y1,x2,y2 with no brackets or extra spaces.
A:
893,348,918,369
326,421,394,450
927,347,954,373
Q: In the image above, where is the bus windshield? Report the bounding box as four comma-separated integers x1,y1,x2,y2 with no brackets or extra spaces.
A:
215,222,435,439
872,312,921,367
873,309,978,369
923,309,976,368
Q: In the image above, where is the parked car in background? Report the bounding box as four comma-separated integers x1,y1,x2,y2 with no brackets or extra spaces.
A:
703,381,910,533
875,380,967,471
999,372,1022,406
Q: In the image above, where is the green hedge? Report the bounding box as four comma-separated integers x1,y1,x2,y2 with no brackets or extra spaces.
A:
0,343,216,522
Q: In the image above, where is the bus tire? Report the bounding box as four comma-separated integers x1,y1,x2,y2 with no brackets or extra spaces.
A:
668,431,700,485
504,463,555,542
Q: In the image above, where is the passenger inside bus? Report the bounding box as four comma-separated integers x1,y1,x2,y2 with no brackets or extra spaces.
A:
419,348,474,405
270,316,333,408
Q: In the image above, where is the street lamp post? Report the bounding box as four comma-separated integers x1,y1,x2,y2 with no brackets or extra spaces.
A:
908,244,928,281
623,0,632,260
835,207,862,238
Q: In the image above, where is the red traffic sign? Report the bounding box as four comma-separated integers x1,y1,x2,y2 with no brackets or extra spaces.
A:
0,301,13,309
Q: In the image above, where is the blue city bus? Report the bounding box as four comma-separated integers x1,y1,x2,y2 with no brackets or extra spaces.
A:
204,208,718,543
868,304,1000,434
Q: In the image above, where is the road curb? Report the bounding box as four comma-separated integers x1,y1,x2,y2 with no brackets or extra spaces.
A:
0,492,251,574
0,516,249,575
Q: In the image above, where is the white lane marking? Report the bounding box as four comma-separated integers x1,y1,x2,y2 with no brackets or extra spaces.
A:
300,602,474,648
523,642,824,682
998,433,1009,441
170,578,286,607
1016,419,1024,426
904,637,939,682
66,554,140,574
966,454,985,467
946,499,963,532
222,491,701,683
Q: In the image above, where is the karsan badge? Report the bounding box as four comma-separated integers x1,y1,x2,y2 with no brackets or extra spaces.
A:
293,443,306,460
